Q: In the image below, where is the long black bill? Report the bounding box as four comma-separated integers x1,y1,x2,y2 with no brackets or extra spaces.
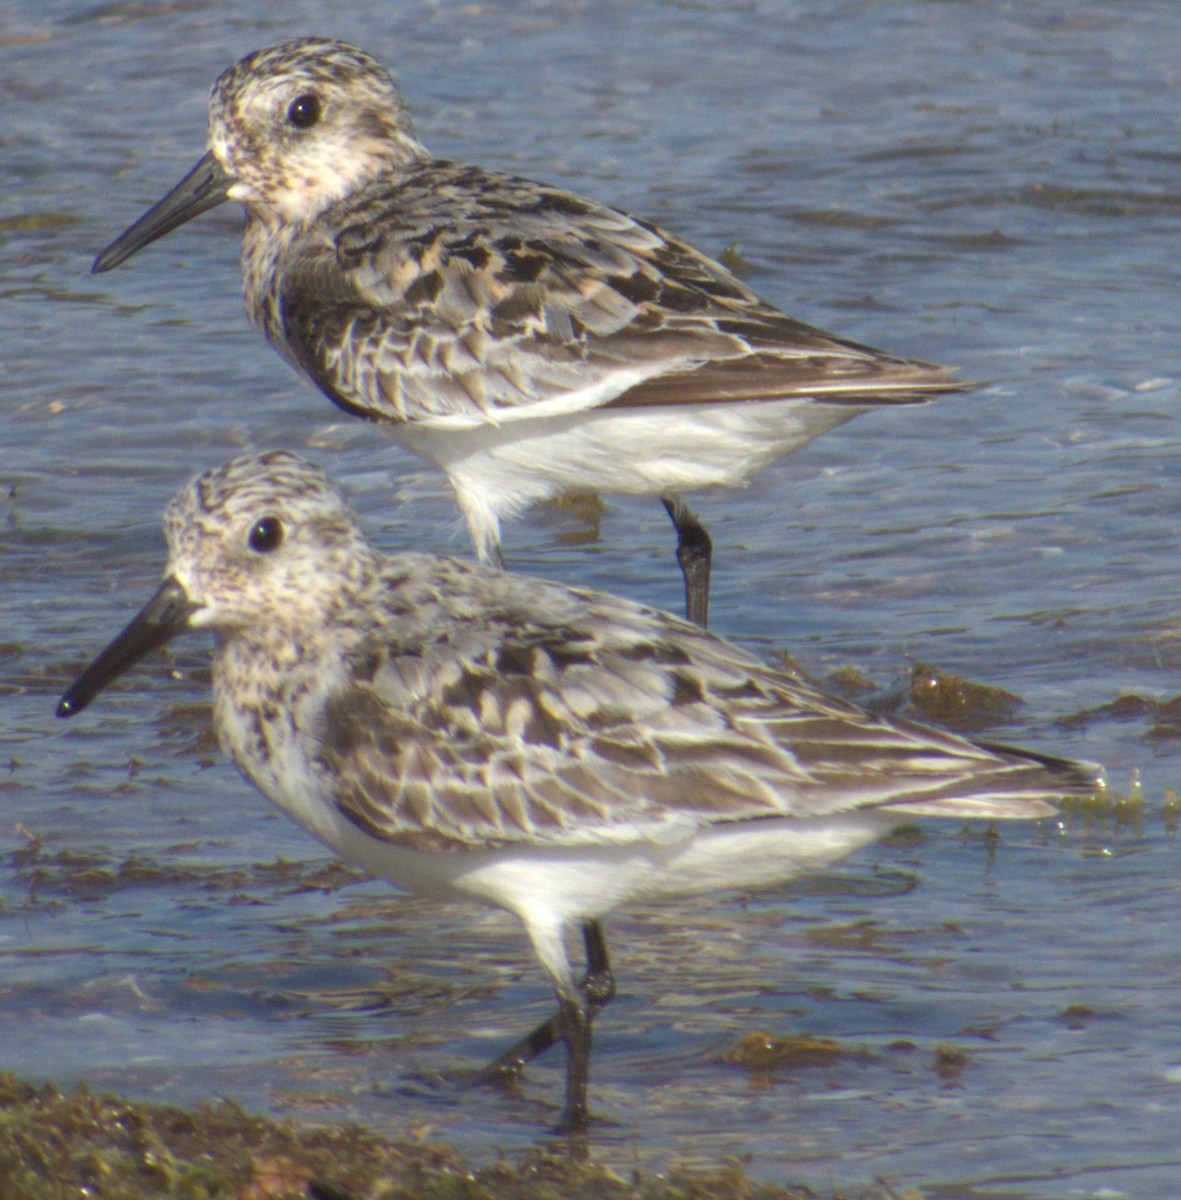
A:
57,577,199,718
92,151,235,274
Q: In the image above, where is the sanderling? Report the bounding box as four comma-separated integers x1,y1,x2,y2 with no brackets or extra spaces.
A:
92,37,965,628
58,450,1100,1130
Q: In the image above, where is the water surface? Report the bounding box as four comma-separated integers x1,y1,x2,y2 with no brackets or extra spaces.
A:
4,2,1181,1195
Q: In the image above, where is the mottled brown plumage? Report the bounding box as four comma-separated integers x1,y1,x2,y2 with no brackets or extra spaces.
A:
92,38,966,625
59,451,1100,1130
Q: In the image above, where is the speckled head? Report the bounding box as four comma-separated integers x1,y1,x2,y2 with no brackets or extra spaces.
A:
56,450,378,718
162,449,378,633
209,37,428,223
176,447,347,530
91,38,431,272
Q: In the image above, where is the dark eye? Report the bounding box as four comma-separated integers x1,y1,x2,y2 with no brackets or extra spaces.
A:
248,516,283,554
287,93,321,129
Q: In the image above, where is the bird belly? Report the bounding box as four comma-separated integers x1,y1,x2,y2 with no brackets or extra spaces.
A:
393,397,865,522
315,811,901,929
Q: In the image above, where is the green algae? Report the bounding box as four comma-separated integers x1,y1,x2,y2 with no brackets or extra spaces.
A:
0,1070,909,1200
721,1032,848,1072
1059,691,1181,744
904,662,1022,730
1055,772,1145,834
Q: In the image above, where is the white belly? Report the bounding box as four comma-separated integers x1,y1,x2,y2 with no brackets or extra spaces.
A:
390,398,864,561
329,809,900,928
396,398,862,510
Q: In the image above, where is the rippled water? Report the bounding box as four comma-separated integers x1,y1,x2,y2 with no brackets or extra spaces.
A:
4,1,1181,1195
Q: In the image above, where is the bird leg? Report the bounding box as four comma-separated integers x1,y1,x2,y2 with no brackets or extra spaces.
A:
475,920,614,1086
556,993,592,1132
661,497,712,628
579,917,615,1010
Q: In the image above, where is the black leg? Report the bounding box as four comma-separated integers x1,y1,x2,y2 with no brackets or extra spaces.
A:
475,920,614,1085
580,919,615,1010
661,497,712,628
474,1018,559,1086
556,994,592,1132
556,920,615,1131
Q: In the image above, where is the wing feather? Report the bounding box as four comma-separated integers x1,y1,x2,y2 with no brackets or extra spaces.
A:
276,160,966,426
311,566,1098,851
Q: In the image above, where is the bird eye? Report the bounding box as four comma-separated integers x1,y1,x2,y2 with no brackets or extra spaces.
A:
287,93,321,130
248,516,284,554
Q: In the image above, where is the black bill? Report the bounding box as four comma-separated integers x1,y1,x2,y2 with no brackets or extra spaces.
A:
57,577,199,717
92,150,235,274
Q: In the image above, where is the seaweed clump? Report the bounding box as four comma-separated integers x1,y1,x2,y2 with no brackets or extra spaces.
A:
0,1070,911,1200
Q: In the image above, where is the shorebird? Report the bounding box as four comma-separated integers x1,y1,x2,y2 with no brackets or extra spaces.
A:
58,450,1100,1130
92,37,965,628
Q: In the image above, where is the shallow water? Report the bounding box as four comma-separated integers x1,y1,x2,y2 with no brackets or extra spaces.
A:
3,0,1181,1194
